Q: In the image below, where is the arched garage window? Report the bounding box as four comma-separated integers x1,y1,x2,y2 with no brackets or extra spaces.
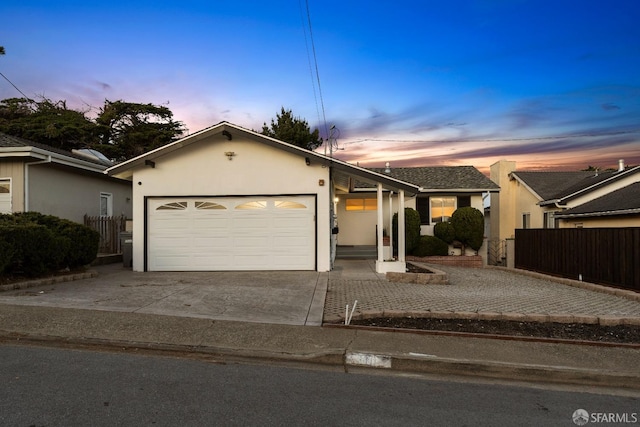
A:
236,201,267,210
196,201,226,210
156,201,187,210
275,200,306,209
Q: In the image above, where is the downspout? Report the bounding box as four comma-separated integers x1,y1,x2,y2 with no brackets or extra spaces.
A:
24,155,52,212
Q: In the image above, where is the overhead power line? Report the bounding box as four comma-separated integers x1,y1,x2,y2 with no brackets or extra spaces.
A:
0,70,33,102
299,0,329,144
342,129,640,146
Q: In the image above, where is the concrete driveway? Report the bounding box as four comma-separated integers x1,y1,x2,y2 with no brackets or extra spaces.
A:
0,264,327,326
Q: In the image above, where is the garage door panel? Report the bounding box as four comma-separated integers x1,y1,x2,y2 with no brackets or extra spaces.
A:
148,196,315,271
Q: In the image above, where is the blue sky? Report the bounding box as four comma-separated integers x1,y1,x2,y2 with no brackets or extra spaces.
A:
2,0,639,173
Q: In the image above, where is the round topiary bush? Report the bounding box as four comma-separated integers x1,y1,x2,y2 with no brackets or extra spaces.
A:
413,235,449,257
434,221,455,244
450,206,485,253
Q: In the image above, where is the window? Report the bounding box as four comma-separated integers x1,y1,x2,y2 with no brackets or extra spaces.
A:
156,201,187,210
100,192,113,217
522,213,531,229
346,198,377,211
417,195,472,224
430,197,456,223
195,201,226,210
0,179,10,214
236,201,267,210
543,211,557,229
275,200,306,209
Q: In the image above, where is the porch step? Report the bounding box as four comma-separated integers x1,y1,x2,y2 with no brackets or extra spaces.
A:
336,245,377,260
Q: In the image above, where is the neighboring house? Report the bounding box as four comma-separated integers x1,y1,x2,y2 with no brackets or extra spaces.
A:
337,166,499,253
106,122,420,273
0,132,132,223
490,159,640,241
554,182,640,227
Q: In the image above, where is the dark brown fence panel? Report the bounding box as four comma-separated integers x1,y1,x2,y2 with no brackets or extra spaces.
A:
84,215,127,254
515,228,640,291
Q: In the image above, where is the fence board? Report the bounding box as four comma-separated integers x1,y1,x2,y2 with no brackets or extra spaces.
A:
84,215,127,254
515,228,640,291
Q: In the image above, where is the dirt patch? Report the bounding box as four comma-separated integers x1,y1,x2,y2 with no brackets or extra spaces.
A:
406,263,433,273
349,317,640,344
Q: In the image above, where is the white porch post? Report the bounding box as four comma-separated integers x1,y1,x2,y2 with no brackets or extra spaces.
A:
376,183,384,263
388,191,394,259
398,190,406,262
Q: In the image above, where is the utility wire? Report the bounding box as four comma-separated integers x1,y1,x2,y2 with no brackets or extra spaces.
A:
302,0,329,143
298,0,322,138
342,129,640,145
0,70,33,102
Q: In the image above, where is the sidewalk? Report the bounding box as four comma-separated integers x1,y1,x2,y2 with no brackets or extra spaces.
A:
1,260,639,390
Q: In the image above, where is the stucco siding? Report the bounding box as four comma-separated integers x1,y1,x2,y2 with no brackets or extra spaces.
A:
28,164,132,223
130,135,331,272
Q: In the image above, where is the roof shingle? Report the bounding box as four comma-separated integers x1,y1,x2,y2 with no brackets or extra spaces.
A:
362,166,499,190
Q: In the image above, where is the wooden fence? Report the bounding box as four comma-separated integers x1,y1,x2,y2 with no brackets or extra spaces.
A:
84,215,127,254
515,228,640,291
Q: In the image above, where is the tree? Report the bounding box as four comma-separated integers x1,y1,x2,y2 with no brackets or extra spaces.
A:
0,46,5,55
450,207,485,254
93,100,186,161
0,97,97,151
261,107,322,151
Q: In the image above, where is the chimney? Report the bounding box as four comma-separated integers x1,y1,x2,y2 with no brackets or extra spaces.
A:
385,162,391,173
618,159,625,172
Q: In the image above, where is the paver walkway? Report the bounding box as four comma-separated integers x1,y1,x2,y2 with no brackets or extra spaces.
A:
324,260,640,322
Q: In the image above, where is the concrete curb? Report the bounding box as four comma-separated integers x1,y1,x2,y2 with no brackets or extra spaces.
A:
0,270,98,292
2,331,638,390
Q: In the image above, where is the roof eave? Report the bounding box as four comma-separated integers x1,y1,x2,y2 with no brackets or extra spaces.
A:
558,165,640,203
1,146,107,173
555,208,640,219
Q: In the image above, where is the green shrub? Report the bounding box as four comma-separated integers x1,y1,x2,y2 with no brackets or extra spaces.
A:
0,239,13,274
0,223,66,277
450,206,485,252
392,207,422,255
434,221,455,244
10,212,99,268
413,235,449,257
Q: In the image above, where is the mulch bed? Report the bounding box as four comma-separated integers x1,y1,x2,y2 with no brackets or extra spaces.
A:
349,317,640,344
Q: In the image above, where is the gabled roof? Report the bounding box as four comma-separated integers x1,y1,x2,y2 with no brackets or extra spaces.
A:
105,121,421,195
365,166,500,192
0,132,111,172
555,182,640,218
510,171,595,201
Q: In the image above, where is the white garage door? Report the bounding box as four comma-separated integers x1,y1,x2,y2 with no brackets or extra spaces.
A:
147,196,316,271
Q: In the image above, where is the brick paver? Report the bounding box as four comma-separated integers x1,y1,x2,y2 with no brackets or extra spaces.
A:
324,261,640,322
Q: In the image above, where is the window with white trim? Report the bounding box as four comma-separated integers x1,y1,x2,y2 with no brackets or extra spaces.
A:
346,198,377,211
100,192,113,217
0,179,11,214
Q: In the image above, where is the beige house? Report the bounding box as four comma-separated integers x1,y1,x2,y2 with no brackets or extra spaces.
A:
0,133,132,223
336,166,499,256
490,159,640,241
106,122,420,273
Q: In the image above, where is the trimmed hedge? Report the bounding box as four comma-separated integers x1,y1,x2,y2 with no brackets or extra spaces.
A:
392,207,422,255
413,235,449,257
0,212,100,277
